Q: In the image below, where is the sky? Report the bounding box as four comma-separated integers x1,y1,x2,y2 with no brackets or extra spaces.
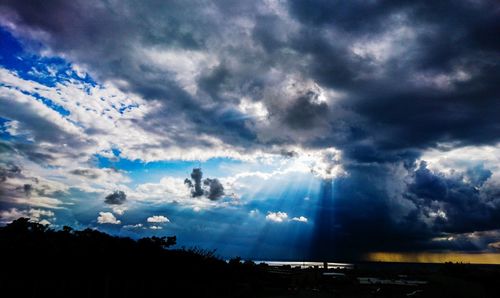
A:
0,0,499,262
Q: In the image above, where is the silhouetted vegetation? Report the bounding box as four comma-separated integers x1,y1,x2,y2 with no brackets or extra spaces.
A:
0,218,293,297
1,218,500,298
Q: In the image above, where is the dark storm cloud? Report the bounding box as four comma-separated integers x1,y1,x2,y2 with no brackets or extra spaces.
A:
183,178,193,189
286,0,500,151
185,168,224,200
282,91,328,130
3,1,500,148
1,0,500,258
203,178,224,200
104,191,126,205
288,0,406,31
22,184,32,197
185,168,204,197
2,0,498,152
308,160,500,260
407,162,500,234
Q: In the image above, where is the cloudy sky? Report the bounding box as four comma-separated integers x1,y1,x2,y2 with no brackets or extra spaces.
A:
0,0,499,262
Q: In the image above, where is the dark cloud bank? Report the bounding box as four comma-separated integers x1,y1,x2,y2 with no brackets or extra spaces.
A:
1,0,499,260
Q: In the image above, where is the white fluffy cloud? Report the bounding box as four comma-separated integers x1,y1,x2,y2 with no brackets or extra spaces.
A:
146,215,170,223
266,211,288,223
97,212,121,224
0,67,282,164
292,216,308,223
265,212,308,223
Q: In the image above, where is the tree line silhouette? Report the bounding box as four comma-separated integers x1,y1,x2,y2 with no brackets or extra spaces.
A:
0,218,292,298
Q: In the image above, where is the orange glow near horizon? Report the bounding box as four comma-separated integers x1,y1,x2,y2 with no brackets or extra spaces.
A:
366,252,500,265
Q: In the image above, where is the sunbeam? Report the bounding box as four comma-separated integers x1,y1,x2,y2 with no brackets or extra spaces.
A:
310,178,336,261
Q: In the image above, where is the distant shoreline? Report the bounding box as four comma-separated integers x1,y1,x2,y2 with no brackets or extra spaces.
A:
251,260,354,269
248,260,500,267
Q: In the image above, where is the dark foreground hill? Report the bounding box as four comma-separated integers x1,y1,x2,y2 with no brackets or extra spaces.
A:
1,218,500,298
0,218,277,297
